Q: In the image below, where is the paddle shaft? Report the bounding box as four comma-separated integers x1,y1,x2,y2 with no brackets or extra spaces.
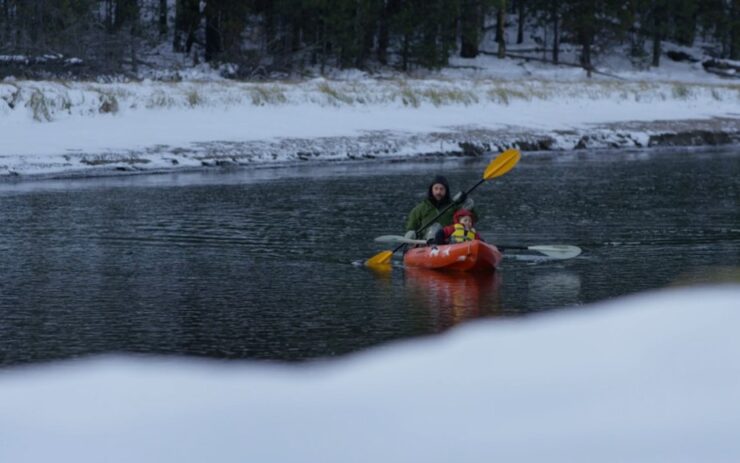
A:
393,178,486,254
496,245,529,252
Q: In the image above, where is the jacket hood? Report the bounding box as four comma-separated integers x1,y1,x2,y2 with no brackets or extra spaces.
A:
453,208,474,224
427,175,451,206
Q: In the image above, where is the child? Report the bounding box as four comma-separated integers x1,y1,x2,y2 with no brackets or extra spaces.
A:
433,208,484,245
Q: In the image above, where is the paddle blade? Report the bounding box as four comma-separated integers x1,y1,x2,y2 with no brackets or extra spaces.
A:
528,245,582,259
483,148,521,180
365,250,394,267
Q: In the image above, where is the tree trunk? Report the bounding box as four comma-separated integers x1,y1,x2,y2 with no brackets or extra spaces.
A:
159,0,167,35
377,11,389,64
173,0,184,51
497,1,506,59
551,0,559,64
628,0,643,59
130,23,138,73
652,33,660,67
378,0,400,65
578,0,594,77
582,38,591,76
358,8,375,68
1,1,7,45
320,15,327,74
461,0,480,58
114,0,138,31
402,32,409,71
204,3,222,62
174,0,199,54
353,0,365,68
517,0,525,44
103,0,114,32
731,0,740,60
652,1,662,67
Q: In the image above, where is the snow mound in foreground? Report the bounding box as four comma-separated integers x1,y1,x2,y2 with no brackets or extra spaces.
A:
1,285,739,463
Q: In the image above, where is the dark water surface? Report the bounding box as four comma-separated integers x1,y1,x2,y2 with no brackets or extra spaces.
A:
1,148,738,366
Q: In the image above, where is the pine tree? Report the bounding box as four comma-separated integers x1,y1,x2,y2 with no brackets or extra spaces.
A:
649,0,668,67
562,0,599,75
461,0,479,58
159,0,168,35
551,0,560,63
495,0,507,58
670,0,698,46
732,0,740,59
174,0,200,54
515,0,526,44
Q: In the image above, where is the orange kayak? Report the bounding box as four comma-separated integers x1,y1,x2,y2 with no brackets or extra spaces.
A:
403,240,503,272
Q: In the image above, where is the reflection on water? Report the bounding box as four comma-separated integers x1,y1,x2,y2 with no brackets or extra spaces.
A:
405,268,503,331
527,270,583,309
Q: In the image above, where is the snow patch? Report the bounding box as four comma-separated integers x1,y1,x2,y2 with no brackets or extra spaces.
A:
0,285,738,462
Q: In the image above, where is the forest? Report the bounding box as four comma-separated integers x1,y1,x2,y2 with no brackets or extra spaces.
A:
1,0,739,78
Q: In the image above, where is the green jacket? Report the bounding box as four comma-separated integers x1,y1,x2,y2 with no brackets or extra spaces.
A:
405,199,479,234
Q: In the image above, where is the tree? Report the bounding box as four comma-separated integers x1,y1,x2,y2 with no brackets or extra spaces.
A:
732,0,740,59
516,0,526,44
174,0,200,53
562,0,598,75
159,0,167,35
2,0,737,77
114,0,139,31
495,0,507,58
461,0,482,58
203,1,249,63
670,0,698,46
377,0,401,64
649,0,668,67
551,0,560,63
204,1,223,62
617,0,648,62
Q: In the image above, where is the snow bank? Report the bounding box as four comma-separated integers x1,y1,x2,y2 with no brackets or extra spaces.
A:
1,76,738,178
1,285,739,463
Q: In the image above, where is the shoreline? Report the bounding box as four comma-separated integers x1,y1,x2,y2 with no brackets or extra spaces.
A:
2,116,739,182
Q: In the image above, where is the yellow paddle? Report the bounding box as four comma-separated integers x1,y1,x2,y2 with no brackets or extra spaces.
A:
365,148,521,267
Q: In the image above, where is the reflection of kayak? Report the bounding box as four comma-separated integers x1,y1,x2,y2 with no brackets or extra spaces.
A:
404,267,502,328
403,241,503,272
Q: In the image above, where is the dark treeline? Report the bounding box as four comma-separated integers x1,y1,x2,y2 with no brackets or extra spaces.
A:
1,0,738,77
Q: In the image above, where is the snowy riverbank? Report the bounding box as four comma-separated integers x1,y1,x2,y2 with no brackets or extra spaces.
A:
1,285,739,462
2,64,739,179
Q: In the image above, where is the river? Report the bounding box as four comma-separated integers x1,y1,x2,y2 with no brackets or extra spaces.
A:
1,147,738,366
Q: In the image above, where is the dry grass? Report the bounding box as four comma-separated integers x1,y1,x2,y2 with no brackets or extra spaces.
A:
249,85,287,105
317,82,354,105
672,83,691,99
8,77,740,124
145,89,176,108
98,92,119,114
186,89,202,107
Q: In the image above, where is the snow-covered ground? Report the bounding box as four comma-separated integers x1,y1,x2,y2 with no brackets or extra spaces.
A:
2,55,739,179
1,285,738,462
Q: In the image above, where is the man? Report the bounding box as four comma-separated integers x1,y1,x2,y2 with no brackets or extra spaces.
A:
404,175,477,239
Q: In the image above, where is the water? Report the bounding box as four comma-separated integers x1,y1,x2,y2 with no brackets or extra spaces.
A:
1,148,738,367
